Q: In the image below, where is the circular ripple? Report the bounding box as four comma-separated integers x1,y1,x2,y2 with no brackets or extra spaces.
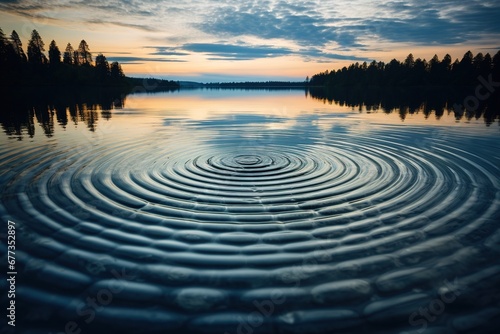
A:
1,121,500,333
231,154,263,166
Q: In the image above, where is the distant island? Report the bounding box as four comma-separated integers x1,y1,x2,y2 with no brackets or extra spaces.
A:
203,81,306,89
0,27,179,91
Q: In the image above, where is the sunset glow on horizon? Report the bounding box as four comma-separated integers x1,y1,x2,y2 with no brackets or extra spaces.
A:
1,0,499,82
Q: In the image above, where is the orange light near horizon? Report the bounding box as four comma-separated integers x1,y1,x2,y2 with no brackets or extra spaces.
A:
120,43,500,82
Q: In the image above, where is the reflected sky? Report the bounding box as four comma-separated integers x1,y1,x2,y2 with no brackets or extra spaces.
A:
124,89,499,130
1,89,498,144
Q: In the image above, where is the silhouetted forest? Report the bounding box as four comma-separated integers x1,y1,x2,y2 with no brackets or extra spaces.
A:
309,50,500,87
0,27,179,90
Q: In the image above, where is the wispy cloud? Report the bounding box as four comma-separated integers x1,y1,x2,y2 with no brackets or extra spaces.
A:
199,0,500,48
106,56,187,64
182,43,293,60
86,19,157,32
361,0,500,45
145,46,190,57
299,48,369,61
145,43,366,62
197,3,360,48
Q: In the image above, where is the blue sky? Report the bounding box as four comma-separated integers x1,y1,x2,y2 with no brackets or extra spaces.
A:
1,0,499,81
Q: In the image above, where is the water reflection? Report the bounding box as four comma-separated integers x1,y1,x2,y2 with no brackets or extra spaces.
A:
307,86,500,125
1,88,125,139
1,87,499,141
0,88,499,334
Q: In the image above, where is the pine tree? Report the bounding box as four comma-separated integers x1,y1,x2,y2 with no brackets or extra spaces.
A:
10,30,27,62
48,40,61,65
404,53,415,68
110,61,124,79
0,28,11,64
27,29,47,64
472,53,484,70
457,51,475,84
492,51,500,80
77,40,92,65
63,43,74,64
95,54,109,81
0,28,17,67
73,50,79,65
428,55,440,84
480,53,492,77
442,54,452,71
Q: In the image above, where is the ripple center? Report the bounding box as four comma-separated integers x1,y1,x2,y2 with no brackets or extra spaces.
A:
234,155,262,166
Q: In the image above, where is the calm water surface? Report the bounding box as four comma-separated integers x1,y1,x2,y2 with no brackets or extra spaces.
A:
1,89,499,333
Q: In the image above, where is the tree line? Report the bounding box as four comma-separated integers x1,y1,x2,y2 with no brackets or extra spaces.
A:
309,50,500,87
0,28,129,86
0,27,178,90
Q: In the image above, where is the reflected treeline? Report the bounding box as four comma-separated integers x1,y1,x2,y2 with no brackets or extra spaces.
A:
307,86,500,125
1,87,125,139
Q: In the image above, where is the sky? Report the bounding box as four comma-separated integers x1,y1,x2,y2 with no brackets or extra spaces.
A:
1,0,499,82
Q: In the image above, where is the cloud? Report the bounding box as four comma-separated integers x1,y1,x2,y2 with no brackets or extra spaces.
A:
0,0,161,31
362,0,500,45
95,51,132,55
86,19,157,32
197,3,360,49
144,46,190,57
181,43,293,60
107,56,187,63
1,0,499,66
199,0,500,49
299,47,369,61
145,43,365,62
0,0,57,20
73,0,157,17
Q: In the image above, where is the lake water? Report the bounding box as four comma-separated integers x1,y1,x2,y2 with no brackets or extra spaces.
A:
1,88,500,333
